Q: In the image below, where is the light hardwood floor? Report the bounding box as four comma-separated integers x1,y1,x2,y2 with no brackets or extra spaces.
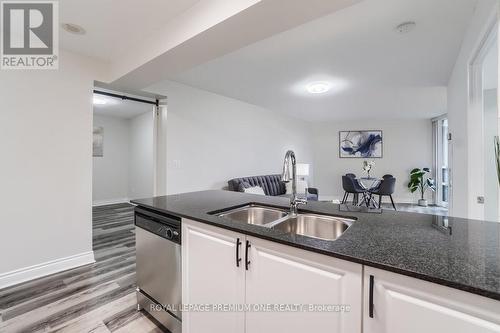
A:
0,203,165,333
379,202,448,215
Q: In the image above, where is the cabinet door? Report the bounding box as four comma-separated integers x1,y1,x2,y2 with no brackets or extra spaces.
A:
364,266,500,333
245,236,362,333
182,219,245,333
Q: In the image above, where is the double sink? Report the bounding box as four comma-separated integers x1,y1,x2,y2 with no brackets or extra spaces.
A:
216,204,354,241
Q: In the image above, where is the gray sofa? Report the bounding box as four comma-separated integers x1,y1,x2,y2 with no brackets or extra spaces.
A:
227,174,318,201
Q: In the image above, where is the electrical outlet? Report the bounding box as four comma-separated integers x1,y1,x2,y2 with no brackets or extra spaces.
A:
173,159,181,169
477,196,485,204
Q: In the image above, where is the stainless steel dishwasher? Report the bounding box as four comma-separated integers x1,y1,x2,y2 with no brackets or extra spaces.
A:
135,207,181,333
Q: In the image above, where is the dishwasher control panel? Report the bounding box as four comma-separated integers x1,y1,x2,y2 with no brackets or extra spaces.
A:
134,207,181,244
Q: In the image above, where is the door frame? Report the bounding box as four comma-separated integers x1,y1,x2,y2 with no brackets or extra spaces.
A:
467,16,498,220
153,101,168,196
91,87,166,204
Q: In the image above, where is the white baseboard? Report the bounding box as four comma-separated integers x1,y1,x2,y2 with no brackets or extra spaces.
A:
0,251,95,290
92,198,130,207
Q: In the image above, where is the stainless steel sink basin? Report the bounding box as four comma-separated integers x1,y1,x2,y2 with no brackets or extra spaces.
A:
216,205,354,241
217,205,288,225
272,214,353,241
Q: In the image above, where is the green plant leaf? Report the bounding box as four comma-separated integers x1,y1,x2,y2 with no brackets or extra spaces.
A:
410,171,425,179
410,168,421,174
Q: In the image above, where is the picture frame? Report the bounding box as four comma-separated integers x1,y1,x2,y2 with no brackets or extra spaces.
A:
339,130,383,158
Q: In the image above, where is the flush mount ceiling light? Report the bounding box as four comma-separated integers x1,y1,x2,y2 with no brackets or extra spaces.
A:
306,82,331,94
395,21,416,34
61,23,86,35
292,77,348,97
93,96,107,105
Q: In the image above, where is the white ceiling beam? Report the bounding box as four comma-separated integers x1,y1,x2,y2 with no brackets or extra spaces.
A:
108,0,361,91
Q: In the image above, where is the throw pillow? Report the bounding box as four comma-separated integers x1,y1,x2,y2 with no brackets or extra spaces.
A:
243,186,265,195
237,181,252,192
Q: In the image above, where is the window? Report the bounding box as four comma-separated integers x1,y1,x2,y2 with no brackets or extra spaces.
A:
433,117,449,208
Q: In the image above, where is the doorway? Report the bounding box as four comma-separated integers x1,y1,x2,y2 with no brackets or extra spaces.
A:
92,90,158,206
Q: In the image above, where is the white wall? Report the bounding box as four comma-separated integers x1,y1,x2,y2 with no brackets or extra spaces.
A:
447,0,498,218
92,115,130,205
0,50,107,287
92,112,154,204
145,80,434,202
146,80,313,194
311,119,433,203
129,112,155,200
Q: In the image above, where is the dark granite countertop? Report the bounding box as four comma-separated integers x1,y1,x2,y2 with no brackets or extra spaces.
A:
131,190,500,301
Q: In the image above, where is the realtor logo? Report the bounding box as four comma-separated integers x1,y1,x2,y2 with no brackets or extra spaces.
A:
1,1,58,69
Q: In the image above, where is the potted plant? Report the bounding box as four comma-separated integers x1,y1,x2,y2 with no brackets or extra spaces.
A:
408,168,436,206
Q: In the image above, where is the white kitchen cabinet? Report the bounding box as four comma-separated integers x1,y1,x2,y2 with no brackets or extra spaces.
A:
182,219,362,333
363,266,500,333
245,236,362,333
182,219,245,333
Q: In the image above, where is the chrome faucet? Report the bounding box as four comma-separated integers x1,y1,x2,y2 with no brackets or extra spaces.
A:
281,150,307,215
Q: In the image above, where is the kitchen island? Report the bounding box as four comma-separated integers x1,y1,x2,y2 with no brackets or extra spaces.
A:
132,190,500,333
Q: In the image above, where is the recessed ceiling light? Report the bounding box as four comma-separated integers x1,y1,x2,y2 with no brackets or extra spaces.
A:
306,82,331,94
93,96,107,105
61,23,86,35
395,21,416,34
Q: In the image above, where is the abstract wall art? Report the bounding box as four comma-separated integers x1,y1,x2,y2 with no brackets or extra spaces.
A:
339,130,383,158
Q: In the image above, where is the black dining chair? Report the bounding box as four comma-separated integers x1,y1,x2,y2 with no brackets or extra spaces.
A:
369,177,397,210
306,188,319,201
341,175,366,205
345,173,364,196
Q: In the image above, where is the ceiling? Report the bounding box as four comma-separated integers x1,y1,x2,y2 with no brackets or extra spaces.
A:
168,0,478,121
108,0,360,90
93,94,154,119
60,0,199,62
